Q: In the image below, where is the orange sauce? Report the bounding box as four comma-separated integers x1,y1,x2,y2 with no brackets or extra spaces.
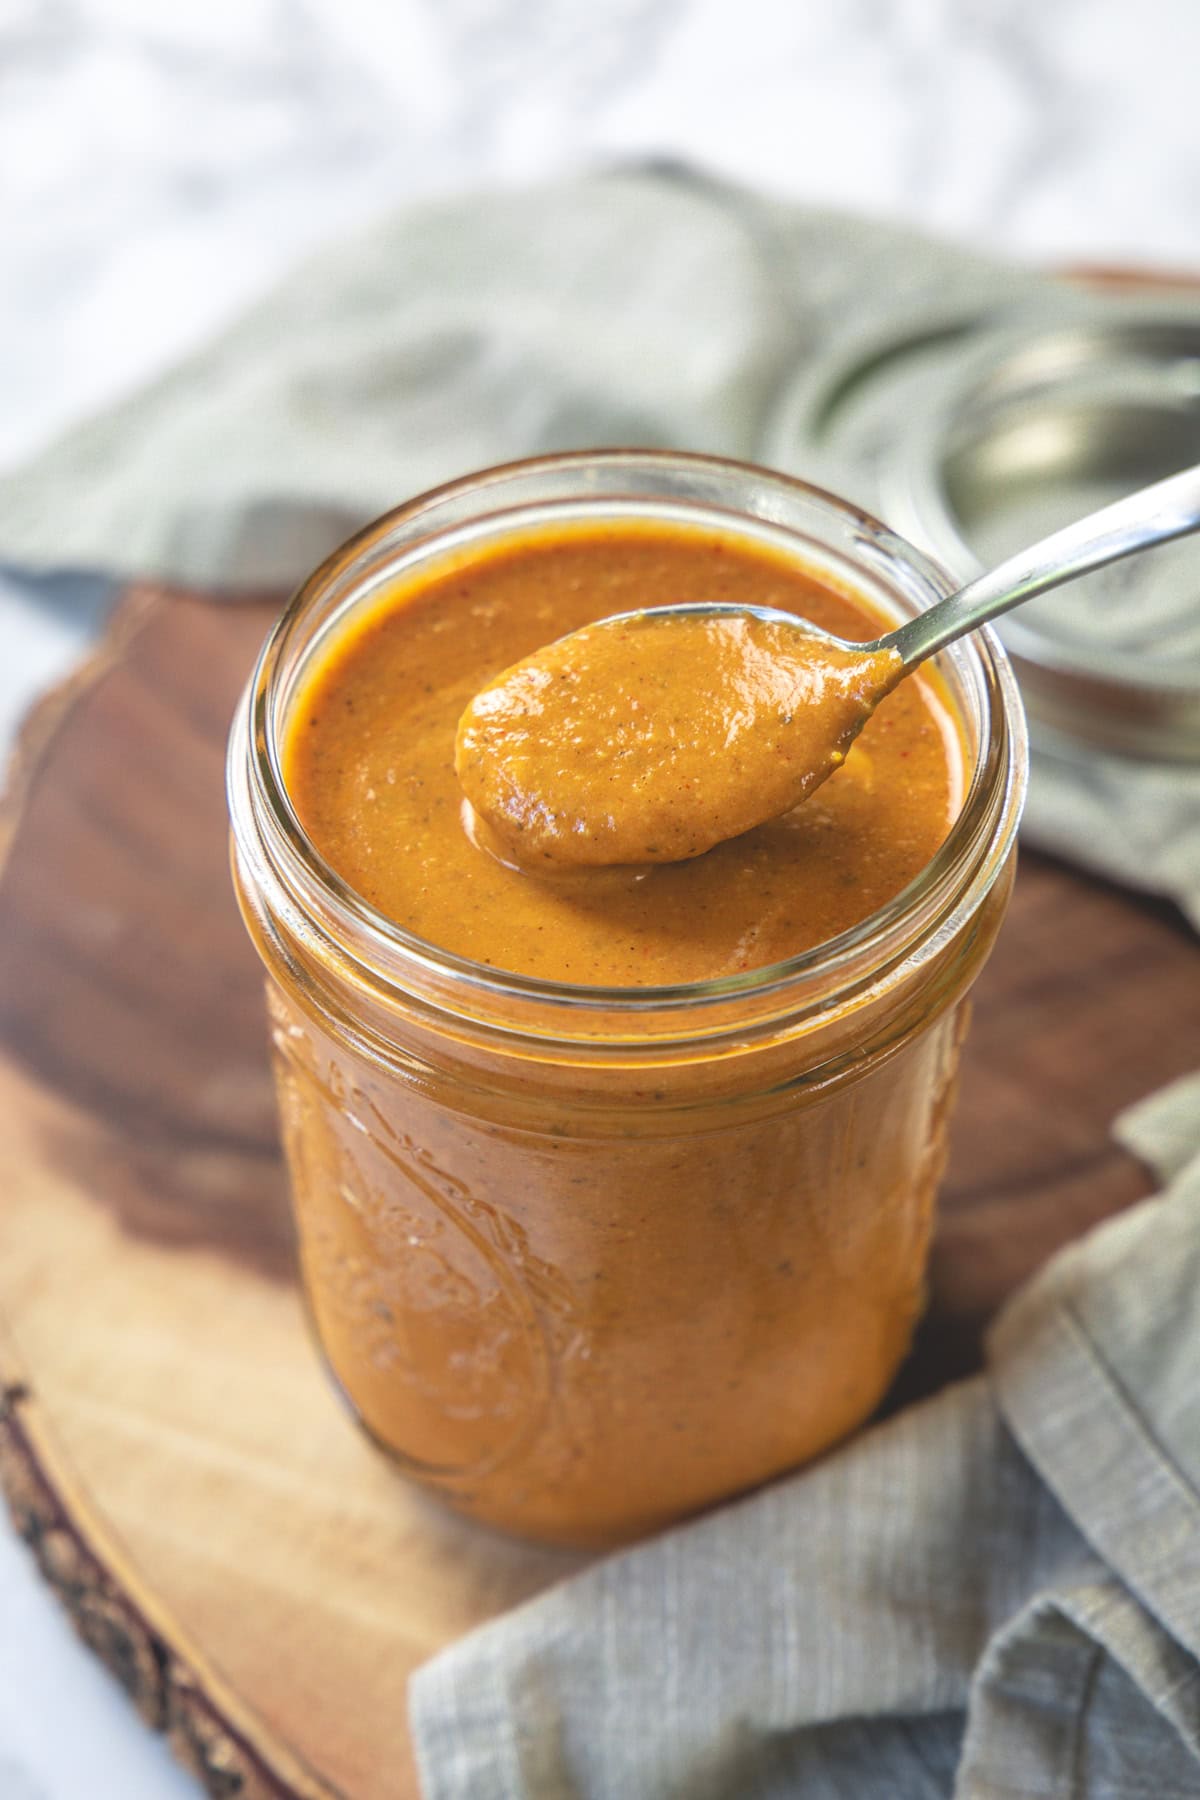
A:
263,516,981,1544
286,521,962,985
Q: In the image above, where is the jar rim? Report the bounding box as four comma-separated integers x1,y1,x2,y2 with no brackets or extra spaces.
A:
229,449,1027,1033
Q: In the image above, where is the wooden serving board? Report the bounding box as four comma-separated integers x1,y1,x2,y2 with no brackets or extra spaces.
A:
1,583,1198,1799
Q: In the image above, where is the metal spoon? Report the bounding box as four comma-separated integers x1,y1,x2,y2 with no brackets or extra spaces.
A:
610,459,1200,677
457,463,1200,868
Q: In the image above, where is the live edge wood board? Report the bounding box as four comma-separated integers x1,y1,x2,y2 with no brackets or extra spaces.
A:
0,582,1197,1799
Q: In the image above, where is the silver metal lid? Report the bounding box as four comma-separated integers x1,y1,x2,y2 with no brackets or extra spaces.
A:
883,300,1200,761
767,293,1200,761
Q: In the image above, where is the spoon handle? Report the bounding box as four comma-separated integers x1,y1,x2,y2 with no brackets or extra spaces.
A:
885,461,1200,669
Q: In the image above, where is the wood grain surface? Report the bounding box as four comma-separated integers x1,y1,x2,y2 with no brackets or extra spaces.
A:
0,583,1197,1798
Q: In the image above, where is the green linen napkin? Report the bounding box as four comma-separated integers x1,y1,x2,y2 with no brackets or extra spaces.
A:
0,165,1033,592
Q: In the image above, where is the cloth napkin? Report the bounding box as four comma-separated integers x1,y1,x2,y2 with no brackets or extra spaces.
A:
410,1070,1200,1799
0,164,1038,591
1,163,1197,920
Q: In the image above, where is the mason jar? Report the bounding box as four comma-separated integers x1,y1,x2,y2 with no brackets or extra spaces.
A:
227,451,1027,1547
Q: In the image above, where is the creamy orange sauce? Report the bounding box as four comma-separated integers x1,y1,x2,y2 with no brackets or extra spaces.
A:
456,611,904,866
260,515,987,1545
285,521,963,985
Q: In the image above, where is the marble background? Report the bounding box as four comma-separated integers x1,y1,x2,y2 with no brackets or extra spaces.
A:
2,0,1199,1793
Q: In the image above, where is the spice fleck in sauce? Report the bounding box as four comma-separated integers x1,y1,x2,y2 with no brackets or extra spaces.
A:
285,521,963,985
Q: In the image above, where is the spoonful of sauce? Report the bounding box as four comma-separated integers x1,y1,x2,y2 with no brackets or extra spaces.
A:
456,464,1200,868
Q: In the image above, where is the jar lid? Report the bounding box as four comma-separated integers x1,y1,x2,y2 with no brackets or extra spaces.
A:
762,297,1009,514
879,300,1200,762
766,292,1200,762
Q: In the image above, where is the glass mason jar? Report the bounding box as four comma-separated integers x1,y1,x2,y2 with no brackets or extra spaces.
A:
227,451,1027,1548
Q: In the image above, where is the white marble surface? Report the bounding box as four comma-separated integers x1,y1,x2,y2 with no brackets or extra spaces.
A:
2,1,1199,1794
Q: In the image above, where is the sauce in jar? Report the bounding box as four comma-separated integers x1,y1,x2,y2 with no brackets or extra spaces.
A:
229,453,1025,1545
285,523,963,984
